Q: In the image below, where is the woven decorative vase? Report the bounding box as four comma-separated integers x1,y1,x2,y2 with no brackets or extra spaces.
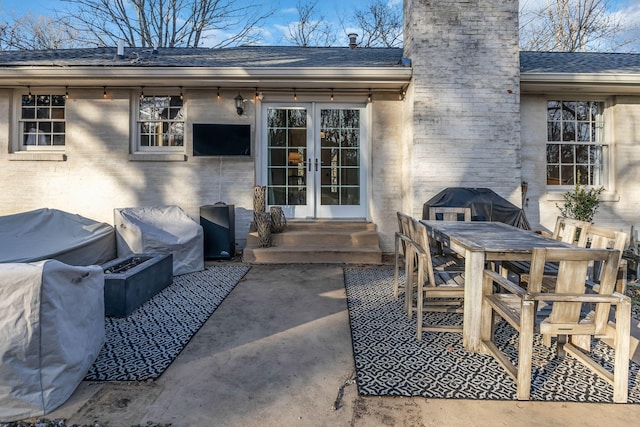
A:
256,212,272,247
253,186,266,222
270,206,287,233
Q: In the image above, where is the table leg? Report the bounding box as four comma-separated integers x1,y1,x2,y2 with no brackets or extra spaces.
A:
463,249,486,352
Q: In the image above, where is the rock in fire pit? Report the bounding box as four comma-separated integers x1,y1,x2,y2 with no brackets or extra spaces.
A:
102,253,173,317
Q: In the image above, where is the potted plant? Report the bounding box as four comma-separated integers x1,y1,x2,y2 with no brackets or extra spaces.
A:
556,173,604,223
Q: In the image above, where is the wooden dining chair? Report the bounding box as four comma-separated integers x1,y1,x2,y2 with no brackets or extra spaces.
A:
481,247,630,403
501,216,590,284
428,207,471,259
428,206,472,222
394,211,413,299
583,225,627,294
524,225,629,350
396,212,464,306
407,217,465,340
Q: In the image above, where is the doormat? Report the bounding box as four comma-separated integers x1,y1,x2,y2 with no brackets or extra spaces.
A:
343,267,640,403
85,265,251,381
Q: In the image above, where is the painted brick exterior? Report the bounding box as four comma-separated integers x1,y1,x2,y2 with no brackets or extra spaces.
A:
521,95,640,237
0,89,254,251
2,1,639,256
402,0,522,219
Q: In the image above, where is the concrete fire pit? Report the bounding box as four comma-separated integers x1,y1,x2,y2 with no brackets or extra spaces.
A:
102,253,173,317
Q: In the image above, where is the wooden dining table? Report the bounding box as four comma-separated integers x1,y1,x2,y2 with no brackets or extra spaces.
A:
420,220,576,352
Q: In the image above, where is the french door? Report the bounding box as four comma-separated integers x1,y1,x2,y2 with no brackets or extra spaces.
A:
262,103,368,219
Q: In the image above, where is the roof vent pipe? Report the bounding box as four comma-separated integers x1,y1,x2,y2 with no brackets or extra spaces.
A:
117,40,124,59
348,33,358,49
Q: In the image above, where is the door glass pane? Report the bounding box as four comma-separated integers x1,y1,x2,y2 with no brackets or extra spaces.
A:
268,109,286,127
269,129,286,147
267,108,307,206
268,168,286,185
321,187,340,205
289,129,306,147
320,109,360,206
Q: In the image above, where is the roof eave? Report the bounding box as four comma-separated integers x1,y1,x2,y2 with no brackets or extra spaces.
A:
0,66,413,90
521,72,640,94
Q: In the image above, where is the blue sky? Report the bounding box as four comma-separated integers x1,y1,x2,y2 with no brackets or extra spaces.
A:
0,0,638,48
0,0,367,46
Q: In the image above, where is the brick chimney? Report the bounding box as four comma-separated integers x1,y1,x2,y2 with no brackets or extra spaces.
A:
402,0,522,211
348,33,358,49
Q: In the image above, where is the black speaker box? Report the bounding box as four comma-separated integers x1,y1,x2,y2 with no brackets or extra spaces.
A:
200,204,235,259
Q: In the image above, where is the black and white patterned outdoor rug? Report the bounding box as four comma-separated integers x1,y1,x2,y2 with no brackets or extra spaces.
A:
344,267,640,403
85,265,250,381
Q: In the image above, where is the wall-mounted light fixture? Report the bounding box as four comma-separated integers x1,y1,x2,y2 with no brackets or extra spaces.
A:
235,93,245,115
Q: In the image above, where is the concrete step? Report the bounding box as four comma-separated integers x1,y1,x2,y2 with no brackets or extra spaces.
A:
284,221,377,232
242,220,382,264
246,230,380,247
242,245,382,264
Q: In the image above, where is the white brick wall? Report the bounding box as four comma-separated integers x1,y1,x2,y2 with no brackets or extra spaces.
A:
402,0,522,219
521,94,640,239
0,88,255,251
369,96,405,253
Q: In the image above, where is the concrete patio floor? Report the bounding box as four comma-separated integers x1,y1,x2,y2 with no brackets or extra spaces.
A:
44,263,640,426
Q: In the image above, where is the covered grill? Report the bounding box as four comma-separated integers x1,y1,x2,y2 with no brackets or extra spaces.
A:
422,187,530,229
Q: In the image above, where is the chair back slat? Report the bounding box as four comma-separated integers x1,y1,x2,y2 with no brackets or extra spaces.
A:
584,225,626,258
552,216,590,246
429,207,471,222
410,218,438,289
530,247,620,332
396,212,413,255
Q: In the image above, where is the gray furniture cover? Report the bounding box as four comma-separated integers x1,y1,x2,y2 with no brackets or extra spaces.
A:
114,205,204,275
0,208,116,265
0,260,105,421
422,187,531,229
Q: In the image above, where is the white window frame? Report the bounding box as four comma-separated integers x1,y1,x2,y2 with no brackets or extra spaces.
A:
132,91,185,153
545,98,610,190
13,89,66,152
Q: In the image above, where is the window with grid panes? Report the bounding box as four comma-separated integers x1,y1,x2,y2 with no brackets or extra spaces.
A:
137,95,184,149
20,94,66,149
546,100,606,187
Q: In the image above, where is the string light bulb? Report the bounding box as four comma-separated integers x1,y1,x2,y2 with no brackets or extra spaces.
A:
294,89,297,101
27,86,32,99
368,90,372,103
330,89,334,101
140,86,144,99
65,86,69,99
103,86,107,98
180,86,183,100
217,87,220,100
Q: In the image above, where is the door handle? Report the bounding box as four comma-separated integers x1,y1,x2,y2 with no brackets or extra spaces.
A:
308,158,311,172
315,158,318,172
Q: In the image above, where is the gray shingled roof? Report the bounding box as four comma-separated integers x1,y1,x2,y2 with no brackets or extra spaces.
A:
0,46,405,68
520,51,640,74
5,47,640,76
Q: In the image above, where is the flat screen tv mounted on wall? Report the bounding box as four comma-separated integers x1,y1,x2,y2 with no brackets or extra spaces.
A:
193,124,251,156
